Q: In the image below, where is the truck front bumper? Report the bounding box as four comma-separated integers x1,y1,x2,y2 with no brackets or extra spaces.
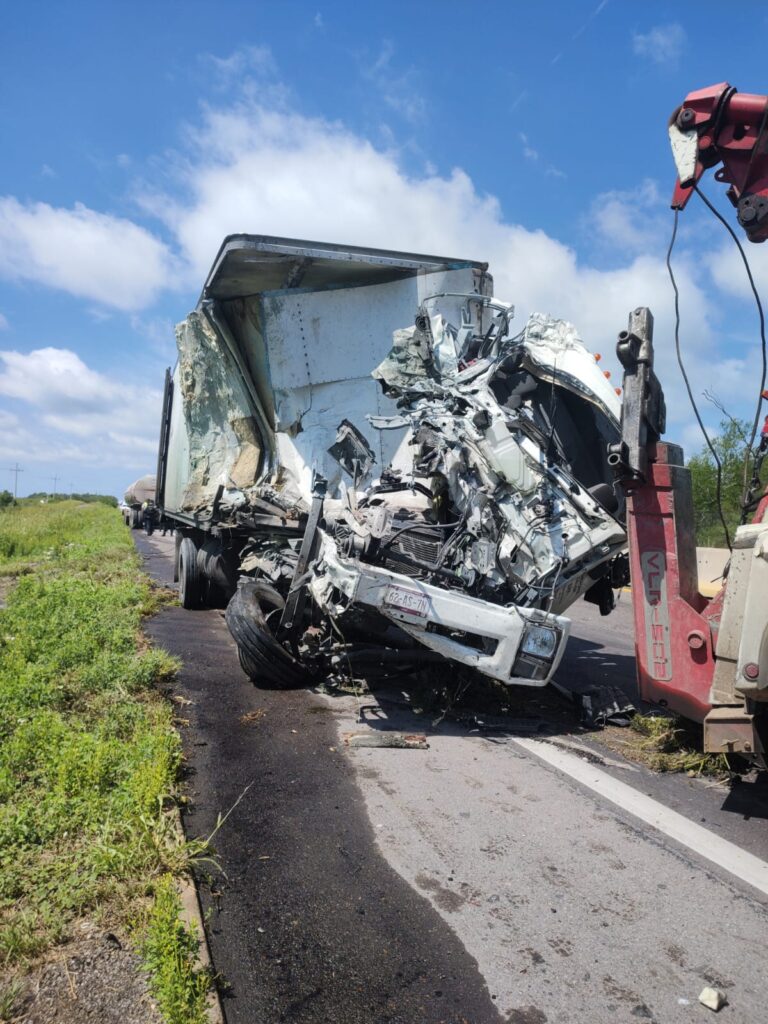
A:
310,536,570,685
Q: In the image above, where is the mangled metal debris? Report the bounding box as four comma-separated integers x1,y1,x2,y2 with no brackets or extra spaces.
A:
157,236,628,693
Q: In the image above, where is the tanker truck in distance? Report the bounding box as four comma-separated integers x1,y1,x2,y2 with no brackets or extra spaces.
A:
122,474,156,529
154,234,628,691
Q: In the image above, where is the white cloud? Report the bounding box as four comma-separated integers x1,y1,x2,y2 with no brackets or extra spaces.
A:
171,60,759,437
0,198,174,311
706,238,768,301
520,133,538,162
0,347,161,466
204,45,276,89
632,23,686,66
589,179,668,253
0,312,8,330
0,408,19,430
363,41,426,124
136,98,744,431
520,133,565,178
130,314,177,359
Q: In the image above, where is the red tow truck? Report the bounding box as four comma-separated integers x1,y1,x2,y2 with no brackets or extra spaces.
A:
614,83,768,760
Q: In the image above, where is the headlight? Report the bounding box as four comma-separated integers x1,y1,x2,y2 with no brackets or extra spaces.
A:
520,624,558,659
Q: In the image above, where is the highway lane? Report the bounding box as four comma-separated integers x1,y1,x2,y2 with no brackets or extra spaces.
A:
138,532,504,1023
136,531,768,1023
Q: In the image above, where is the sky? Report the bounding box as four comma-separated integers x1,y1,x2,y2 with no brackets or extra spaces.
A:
1,0,768,499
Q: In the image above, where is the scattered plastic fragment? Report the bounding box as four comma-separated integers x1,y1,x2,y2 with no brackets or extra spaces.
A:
699,987,727,1011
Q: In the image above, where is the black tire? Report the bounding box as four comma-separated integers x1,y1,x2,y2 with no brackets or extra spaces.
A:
226,580,308,689
173,530,181,583
179,537,202,609
237,646,261,679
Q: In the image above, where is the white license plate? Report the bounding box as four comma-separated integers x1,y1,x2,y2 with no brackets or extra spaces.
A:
383,585,430,622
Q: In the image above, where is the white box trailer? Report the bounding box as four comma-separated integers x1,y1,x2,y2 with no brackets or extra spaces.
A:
157,235,627,690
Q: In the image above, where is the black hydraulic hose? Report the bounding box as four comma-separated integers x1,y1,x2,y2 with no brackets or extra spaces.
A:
693,184,768,520
666,208,732,550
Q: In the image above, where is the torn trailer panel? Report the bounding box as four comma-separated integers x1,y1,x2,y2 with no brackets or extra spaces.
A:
158,234,627,691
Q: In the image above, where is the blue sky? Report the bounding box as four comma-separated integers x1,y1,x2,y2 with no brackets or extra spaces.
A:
1,0,767,499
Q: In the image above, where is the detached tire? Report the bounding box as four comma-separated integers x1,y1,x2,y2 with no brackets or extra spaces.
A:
226,579,308,689
179,537,202,609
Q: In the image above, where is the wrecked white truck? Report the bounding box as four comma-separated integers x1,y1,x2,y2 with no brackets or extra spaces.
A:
156,235,628,690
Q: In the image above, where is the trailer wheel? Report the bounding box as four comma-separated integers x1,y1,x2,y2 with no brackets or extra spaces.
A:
173,530,181,583
179,537,202,609
225,579,308,689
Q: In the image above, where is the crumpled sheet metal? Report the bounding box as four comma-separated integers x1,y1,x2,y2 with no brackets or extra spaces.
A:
175,312,263,510
523,311,621,420
363,310,626,616
373,315,444,396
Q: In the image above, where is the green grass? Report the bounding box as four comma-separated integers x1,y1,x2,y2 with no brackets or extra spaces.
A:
0,500,121,573
138,875,211,1024
0,501,212,1019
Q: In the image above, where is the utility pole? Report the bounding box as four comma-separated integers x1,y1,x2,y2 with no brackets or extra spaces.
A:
3,463,23,499
51,475,59,499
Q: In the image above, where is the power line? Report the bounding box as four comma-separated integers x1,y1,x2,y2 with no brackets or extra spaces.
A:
3,463,23,499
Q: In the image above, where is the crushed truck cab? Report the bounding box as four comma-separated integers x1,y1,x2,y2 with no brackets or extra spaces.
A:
157,235,627,690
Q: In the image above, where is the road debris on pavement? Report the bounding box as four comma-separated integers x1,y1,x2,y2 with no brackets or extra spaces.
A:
699,986,728,1011
343,731,429,749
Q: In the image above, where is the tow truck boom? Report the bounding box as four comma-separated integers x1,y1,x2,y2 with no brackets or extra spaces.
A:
670,82,768,241
608,84,768,759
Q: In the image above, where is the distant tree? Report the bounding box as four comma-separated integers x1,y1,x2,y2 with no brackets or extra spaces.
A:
0,489,14,509
22,492,118,508
688,418,764,547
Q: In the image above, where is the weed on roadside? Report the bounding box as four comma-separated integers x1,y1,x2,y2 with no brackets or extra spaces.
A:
137,875,211,1024
0,978,23,1021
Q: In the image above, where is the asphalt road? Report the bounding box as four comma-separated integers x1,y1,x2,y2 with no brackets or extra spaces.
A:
135,531,768,1024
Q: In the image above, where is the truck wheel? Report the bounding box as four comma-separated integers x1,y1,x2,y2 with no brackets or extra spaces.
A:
225,579,308,689
237,647,261,679
179,538,202,609
173,530,181,583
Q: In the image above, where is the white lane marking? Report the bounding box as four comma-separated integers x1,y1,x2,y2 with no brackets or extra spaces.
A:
513,737,768,899
546,736,640,771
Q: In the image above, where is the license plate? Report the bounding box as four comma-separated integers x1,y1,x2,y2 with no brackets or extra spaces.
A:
383,585,430,622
